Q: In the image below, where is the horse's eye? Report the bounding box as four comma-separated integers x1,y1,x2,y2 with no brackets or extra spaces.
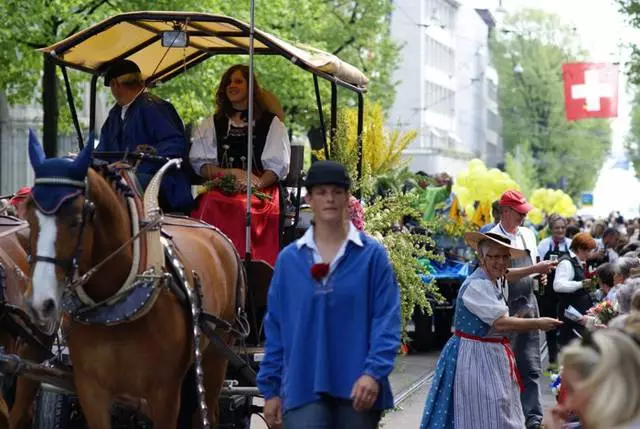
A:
68,218,81,229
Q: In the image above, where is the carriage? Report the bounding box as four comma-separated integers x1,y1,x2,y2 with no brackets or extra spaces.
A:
0,10,369,428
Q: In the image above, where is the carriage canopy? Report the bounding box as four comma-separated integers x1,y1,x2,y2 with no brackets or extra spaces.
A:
40,11,369,92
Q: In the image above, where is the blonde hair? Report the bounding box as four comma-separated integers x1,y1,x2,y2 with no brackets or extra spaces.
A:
560,329,640,429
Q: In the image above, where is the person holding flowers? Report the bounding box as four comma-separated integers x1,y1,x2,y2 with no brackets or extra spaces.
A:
257,161,400,429
553,232,598,347
189,64,291,266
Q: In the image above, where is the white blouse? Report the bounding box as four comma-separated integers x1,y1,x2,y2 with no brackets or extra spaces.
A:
462,278,509,326
189,114,291,180
553,257,584,294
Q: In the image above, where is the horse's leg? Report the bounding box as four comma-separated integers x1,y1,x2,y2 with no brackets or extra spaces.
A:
9,377,39,429
74,379,112,429
8,341,41,429
199,343,231,428
147,382,182,429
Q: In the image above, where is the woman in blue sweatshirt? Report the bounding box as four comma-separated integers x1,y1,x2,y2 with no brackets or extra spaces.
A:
257,160,401,429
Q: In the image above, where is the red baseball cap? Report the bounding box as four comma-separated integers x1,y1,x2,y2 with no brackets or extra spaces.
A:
9,186,31,206
499,190,533,214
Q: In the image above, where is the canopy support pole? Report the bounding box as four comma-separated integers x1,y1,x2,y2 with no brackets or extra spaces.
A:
330,82,338,159
244,0,259,346
89,74,99,148
60,65,84,150
356,92,364,198
313,75,329,160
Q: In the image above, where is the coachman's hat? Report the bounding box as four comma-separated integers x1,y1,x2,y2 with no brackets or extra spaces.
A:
305,160,351,190
103,59,142,86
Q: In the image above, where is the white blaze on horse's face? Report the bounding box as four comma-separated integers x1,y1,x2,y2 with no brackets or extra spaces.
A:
31,210,62,322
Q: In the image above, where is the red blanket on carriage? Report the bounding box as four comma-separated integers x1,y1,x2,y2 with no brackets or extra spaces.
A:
191,185,280,266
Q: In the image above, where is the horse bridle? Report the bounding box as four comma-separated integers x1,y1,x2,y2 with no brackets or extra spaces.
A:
29,178,95,284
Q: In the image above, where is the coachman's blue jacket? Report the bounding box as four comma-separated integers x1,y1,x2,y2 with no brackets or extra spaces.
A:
97,92,194,212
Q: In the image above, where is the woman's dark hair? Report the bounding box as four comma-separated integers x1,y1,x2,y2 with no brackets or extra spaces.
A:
215,64,266,119
597,263,615,289
565,225,581,239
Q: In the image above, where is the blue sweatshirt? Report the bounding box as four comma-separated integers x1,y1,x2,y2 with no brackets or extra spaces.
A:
257,228,401,412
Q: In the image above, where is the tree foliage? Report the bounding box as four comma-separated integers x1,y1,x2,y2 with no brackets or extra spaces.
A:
492,9,612,199
617,0,640,86
626,91,640,175
315,103,417,198
1,0,400,153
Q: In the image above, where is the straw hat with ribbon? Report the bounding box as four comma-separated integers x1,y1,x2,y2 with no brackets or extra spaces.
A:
464,231,527,259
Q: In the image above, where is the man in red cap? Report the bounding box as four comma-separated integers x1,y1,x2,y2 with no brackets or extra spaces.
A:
490,189,557,429
8,186,31,219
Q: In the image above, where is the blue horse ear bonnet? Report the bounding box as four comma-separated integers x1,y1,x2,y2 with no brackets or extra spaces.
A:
28,129,93,215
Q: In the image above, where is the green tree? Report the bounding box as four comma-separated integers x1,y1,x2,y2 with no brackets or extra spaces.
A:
505,140,538,197
1,0,400,155
492,9,611,199
617,1,640,86
626,90,640,175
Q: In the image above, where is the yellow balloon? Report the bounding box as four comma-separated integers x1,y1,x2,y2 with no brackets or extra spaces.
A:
528,207,545,225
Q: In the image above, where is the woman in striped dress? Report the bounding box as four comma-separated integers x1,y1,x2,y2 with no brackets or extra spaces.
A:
420,232,563,429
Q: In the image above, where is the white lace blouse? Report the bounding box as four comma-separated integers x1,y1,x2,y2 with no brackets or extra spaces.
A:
189,114,291,179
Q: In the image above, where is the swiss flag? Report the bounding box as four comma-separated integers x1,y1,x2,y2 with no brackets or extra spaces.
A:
562,62,619,121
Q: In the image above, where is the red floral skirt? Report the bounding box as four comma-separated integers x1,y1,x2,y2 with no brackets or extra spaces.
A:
191,186,280,266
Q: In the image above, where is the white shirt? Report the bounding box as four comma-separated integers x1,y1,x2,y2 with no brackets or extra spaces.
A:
537,237,572,259
296,223,364,282
120,88,146,120
553,254,584,293
490,222,538,264
462,278,509,325
189,114,291,179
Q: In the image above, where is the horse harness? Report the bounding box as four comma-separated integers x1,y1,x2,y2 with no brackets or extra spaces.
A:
27,173,248,338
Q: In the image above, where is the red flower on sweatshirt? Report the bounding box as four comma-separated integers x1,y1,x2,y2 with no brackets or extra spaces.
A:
310,263,330,281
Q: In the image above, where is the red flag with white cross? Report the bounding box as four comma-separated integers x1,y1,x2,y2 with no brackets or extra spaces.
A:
562,62,619,121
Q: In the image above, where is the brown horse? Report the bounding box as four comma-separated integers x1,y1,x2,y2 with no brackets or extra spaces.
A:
23,136,243,428
0,216,54,429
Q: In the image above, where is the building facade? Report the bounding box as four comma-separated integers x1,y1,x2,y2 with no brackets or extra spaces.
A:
388,0,504,175
0,87,109,195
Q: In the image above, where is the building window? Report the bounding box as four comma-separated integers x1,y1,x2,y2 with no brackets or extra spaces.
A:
425,81,455,117
487,80,498,102
425,0,456,31
425,37,455,75
487,109,501,133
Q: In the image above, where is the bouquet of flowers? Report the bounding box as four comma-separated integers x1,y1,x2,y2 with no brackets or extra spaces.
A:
586,300,618,325
200,173,272,201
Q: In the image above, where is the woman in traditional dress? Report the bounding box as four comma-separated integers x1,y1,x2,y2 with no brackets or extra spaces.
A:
189,65,291,266
420,231,562,429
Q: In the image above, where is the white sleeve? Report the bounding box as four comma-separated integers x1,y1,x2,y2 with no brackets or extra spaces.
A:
462,279,509,325
261,117,291,180
537,238,550,260
189,116,218,177
553,259,584,293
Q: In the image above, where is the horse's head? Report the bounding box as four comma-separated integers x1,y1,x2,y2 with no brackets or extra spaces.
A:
24,130,95,326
